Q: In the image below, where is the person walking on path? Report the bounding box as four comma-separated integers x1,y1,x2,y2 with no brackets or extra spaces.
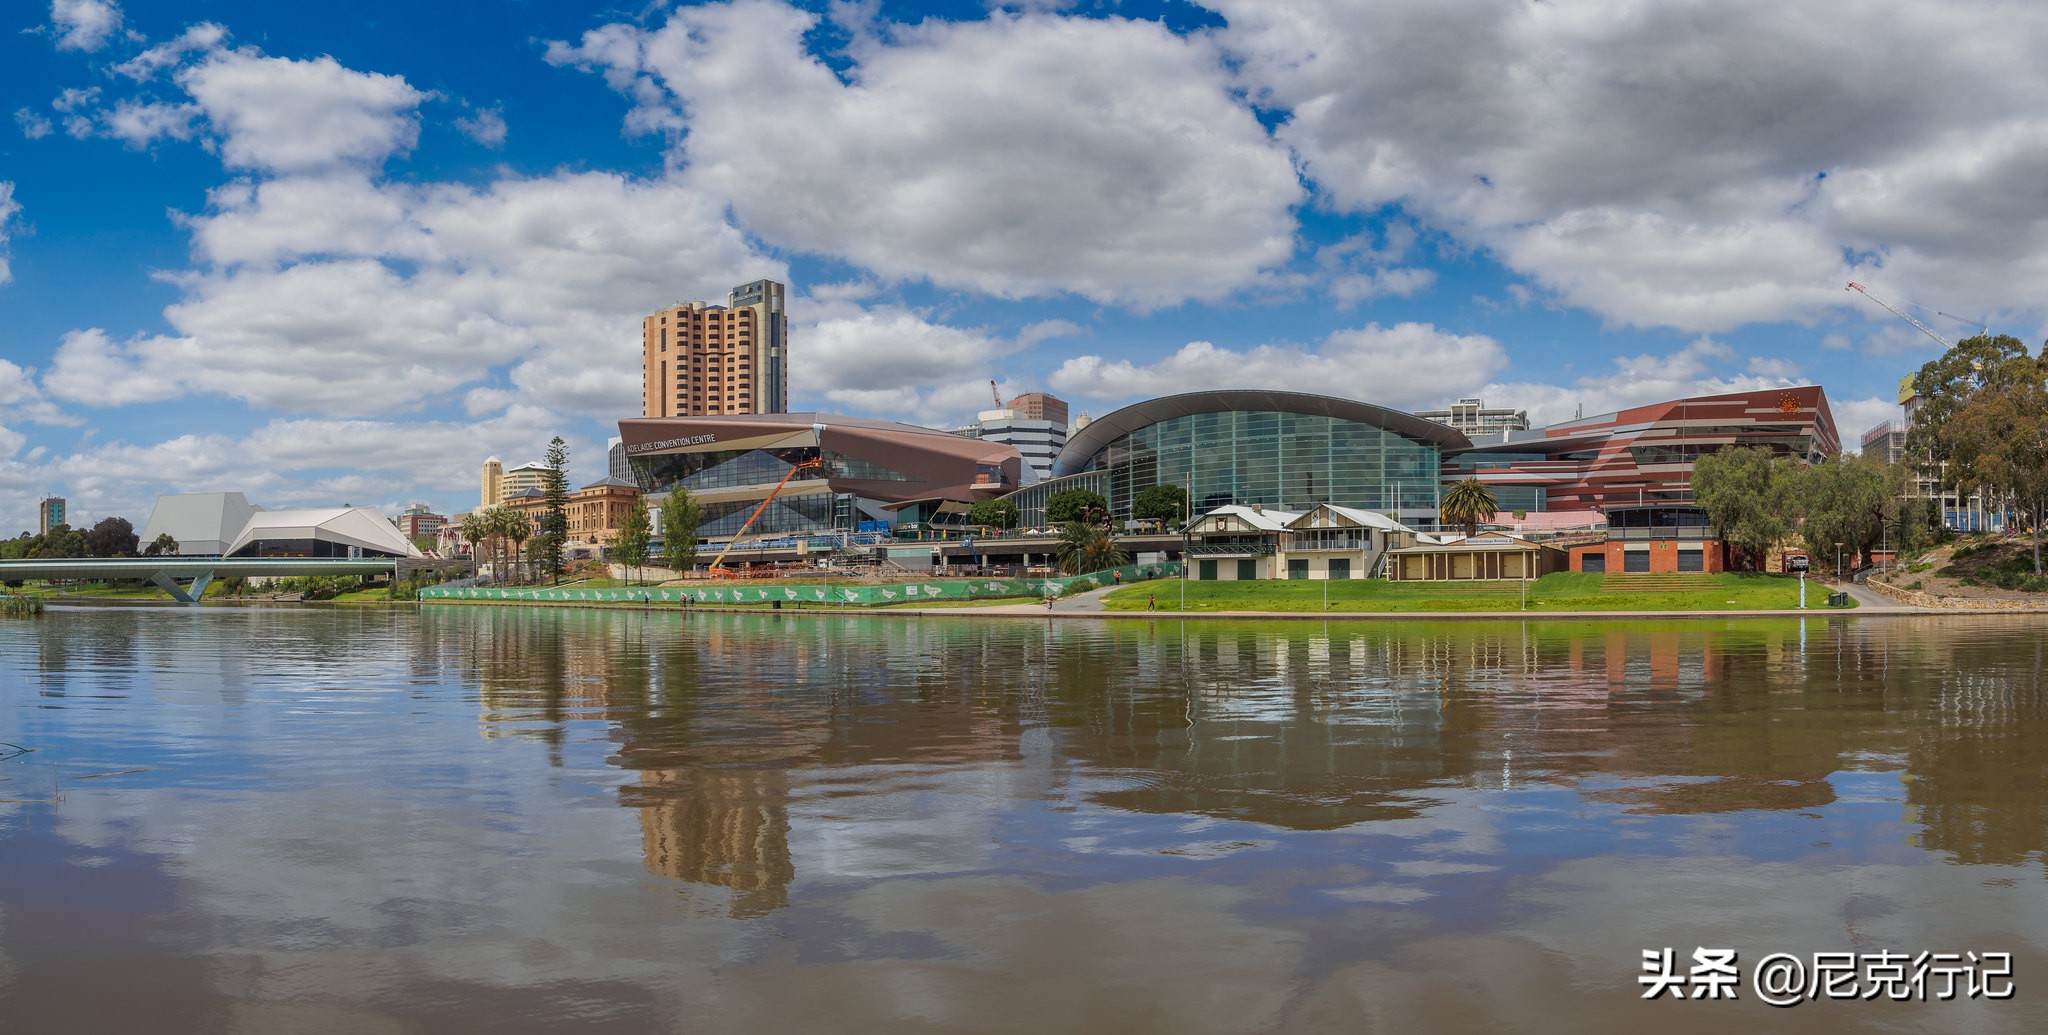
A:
1148,592,1156,611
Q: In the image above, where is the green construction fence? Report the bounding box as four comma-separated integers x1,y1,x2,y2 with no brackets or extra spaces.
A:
419,563,1180,607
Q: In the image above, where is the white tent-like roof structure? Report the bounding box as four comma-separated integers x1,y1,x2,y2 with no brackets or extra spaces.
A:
139,493,421,558
141,492,262,556
224,507,424,558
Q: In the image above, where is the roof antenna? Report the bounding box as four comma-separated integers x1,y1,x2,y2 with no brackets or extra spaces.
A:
1574,402,1583,419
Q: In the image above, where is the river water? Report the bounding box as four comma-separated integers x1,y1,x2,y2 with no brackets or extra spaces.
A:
0,605,2043,1033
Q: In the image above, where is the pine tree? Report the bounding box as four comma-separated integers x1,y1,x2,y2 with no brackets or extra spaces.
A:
539,436,570,583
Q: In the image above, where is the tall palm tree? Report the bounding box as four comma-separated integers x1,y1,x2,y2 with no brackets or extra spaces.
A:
495,508,533,584
1056,521,1129,576
1440,478,1500,538
459,512,490,582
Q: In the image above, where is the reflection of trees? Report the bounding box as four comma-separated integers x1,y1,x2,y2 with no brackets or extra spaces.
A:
1897,627,2048,868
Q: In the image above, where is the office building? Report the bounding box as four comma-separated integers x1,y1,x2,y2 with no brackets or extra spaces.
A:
1007,392,1069,427
608,436,631,482
1414,398,1530,437
500,461,550,501
641,279,789,418
951,407,1067,485
397,503,446,542
480,458,503,510
37,495,65,535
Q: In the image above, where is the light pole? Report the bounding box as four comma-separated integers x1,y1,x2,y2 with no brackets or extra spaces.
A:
1836,542,1844,581
1181,471,1190,612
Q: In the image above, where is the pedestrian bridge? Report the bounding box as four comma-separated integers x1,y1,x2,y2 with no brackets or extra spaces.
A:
0,557,397,604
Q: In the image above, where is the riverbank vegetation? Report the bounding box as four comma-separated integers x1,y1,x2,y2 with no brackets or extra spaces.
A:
1100,572,1830,613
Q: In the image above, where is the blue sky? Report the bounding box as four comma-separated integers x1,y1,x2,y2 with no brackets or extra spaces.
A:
1,0,2036,532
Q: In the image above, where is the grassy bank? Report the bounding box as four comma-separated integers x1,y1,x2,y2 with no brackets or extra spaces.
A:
1101,572,1837,613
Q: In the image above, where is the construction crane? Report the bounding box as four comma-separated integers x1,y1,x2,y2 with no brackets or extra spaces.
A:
990,379,1003,408
1846,282,1991,351
1846,282,1953,350
706,457,824,578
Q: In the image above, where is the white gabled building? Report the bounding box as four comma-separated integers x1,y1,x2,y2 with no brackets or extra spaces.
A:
1183,503,1418,581
1279,504,1419,580
1184,504,1300,580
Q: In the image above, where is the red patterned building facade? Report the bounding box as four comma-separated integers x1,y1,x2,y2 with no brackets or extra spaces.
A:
1444,386,1838,513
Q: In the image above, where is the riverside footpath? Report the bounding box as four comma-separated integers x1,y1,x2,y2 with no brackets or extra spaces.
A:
413,577,2010,622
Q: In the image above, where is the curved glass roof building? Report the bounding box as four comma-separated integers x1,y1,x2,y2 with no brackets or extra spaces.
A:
1020,390,1471,528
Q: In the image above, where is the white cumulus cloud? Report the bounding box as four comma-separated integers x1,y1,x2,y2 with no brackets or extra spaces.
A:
48,171,781,418
49,0,123,52
552,0,1303,307
1204,0,2048,332
178,50,427,174
1049,323,1509,411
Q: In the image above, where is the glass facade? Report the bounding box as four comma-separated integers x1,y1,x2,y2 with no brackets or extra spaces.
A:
1004,470,1111,528
1070,411,1444,520
693,493,840,539
634,447,919,496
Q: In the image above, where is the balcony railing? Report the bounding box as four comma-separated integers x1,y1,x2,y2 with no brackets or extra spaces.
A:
1187,543,1276,557
1285,537,1370,552
1609,527,1714,541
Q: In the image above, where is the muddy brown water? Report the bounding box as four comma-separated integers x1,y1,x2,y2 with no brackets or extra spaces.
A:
0,606,2043,1033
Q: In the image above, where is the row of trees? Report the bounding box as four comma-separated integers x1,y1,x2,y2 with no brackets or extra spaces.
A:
0,517,174,560
1696,334,2048,577
1693,446,1937,571
459,507,535,584
964,485,1194,535
610,483,700,584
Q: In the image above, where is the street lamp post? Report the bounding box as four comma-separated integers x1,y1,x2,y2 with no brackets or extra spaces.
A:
1836,542,1844,581
1181,472,1191,612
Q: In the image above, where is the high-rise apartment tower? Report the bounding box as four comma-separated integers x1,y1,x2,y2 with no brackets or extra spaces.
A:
641,279,788,418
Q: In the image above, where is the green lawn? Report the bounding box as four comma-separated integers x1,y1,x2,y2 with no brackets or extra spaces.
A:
1101,572,1844,613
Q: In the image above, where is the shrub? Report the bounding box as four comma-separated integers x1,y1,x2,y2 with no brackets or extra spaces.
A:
0,594,43,617
1905,580,1924,591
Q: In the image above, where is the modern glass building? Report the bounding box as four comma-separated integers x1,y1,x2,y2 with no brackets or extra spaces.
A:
1039,391,1470,529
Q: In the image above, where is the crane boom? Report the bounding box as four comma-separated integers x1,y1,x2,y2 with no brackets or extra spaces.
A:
1846,281,1952,350
991,380,1003,408
706,457,824,577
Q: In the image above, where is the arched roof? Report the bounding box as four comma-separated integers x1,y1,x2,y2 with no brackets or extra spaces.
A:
1051,390,1473,477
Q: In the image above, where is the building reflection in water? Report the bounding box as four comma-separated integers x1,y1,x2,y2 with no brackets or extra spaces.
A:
432,606,2048,911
